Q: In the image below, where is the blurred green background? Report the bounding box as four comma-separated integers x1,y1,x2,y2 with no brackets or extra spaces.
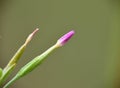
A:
0,0,120,88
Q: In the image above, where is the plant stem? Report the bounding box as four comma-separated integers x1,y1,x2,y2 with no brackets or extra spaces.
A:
3,75,19,88
3,44,59,88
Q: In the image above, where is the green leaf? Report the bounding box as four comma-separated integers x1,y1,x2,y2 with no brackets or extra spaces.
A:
0,68,3,79
5,28,39,68
1,29,38,86
0,64,16,86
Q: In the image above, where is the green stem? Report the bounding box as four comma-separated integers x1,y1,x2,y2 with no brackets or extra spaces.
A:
3,75,19,88
3,44,59,88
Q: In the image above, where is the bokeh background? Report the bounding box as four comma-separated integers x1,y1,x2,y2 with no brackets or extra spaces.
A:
0,0,120,88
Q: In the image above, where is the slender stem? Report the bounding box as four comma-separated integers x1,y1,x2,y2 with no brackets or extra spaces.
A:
3,75,19,88
3,44,59,88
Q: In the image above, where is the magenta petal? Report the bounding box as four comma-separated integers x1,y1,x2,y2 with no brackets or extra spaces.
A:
57,30,75,46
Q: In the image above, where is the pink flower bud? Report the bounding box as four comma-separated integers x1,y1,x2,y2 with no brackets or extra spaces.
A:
57,30,75,46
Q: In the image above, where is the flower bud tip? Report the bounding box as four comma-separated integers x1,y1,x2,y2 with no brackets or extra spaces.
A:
57,30,75,46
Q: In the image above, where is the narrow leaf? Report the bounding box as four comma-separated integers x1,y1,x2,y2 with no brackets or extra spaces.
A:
0,68,3,79
1,28,39,85
0,64,16,86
